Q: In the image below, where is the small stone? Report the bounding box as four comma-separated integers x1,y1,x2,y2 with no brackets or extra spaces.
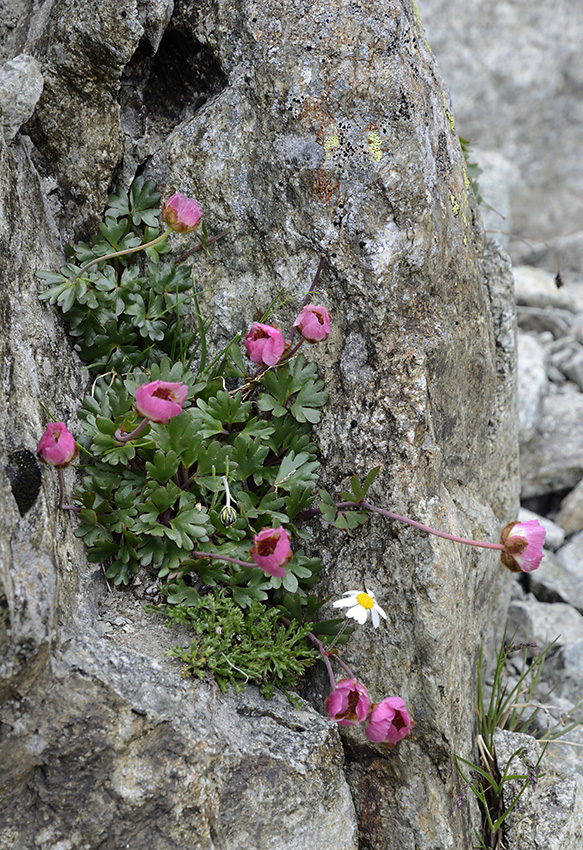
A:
0,54,44,141
517,333,549,445
556,480,583,536
507,593,583,648
528,549,583,613
517,305,574,339
520,391,583,498
513,265,576,311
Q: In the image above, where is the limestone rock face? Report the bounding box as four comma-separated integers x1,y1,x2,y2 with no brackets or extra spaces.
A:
0,1,519,848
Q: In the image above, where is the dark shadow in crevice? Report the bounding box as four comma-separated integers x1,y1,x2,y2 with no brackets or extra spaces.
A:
120,26,228,173
7,449,42,516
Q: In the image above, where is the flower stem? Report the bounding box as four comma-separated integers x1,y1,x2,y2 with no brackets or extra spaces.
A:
115,417,150,444
306,630,337,690
175,228,229,265
191,551,259,569
287,254,326,345
57,467,80,513
297,499,504,551
358,501,505,551
76,228,173,278
333,655,357,680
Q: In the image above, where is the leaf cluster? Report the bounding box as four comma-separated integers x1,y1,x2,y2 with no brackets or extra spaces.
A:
40,176,348,697
37,177,196,373
159,588,320,697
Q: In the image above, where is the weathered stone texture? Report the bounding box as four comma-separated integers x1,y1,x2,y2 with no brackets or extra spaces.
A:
417,0,583,248
0,1,520,848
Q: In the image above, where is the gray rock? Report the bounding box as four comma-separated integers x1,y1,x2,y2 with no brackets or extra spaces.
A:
556,480,583,537
543,639,583,706
549,338,583,390
417,0,583,251
514,231,583,296
0,1,522,848
494,728,583,850
469,148,519,249
517,306,574,340
517,333,549,445
520,391,583,498
573,312,583,345
529,549,583,614
518,507,565,552
507,594,583,648
0,54,43,141
513,265,576,311
556,531,583,574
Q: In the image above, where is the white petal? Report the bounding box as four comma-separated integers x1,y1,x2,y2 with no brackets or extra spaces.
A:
347,606,368,624
375,603,387,620
371,609,380,628
333,598,358,609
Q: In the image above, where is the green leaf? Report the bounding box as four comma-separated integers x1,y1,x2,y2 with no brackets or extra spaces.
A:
145,450,180,484
274,451,319,491
318,489,338,522
129,176,161,227
166,505,210,549
232,434,270,483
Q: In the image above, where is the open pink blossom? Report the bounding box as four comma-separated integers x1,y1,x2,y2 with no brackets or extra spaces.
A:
365,697,413,744
135,380,188,424
293,304,331,343
243,322,285,366
500,519,546,573
325,678,370,726
36,422,77,467
161,193,202,233
250,527,292,577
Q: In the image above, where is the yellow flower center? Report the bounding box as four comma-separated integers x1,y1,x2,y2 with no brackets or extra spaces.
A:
356,592,374,610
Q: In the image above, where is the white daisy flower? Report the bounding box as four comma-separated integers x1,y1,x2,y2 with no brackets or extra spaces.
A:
333,589,387,628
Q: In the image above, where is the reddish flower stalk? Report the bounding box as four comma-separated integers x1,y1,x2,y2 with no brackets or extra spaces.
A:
57,467,80,513
191,551,263,569
287,255,326,345
359,501,505,552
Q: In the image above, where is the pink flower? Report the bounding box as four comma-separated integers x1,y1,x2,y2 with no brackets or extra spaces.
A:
135,380,188,424
161,193,202,233
365,696,413,744
250,527,292,577
500,519,546,573
243,322,285,366
36,422,77,467
325,678,370,726
293,304,331,343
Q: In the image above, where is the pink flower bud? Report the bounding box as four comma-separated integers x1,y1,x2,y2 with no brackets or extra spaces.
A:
293,304,331,343
500,519,546,573
135,380,188,424
161,193,202,233
365,696,413,744
325,678,370,726
250,527,292,577
36,422,77,468
243,322,285,366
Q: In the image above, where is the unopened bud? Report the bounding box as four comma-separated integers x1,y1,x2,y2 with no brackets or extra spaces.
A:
219,505,238,527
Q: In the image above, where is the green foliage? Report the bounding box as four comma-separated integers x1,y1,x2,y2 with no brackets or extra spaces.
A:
75,355,328,597
455,632,583,847
37,176,192,373
38,176,355,698
159,589,319,697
